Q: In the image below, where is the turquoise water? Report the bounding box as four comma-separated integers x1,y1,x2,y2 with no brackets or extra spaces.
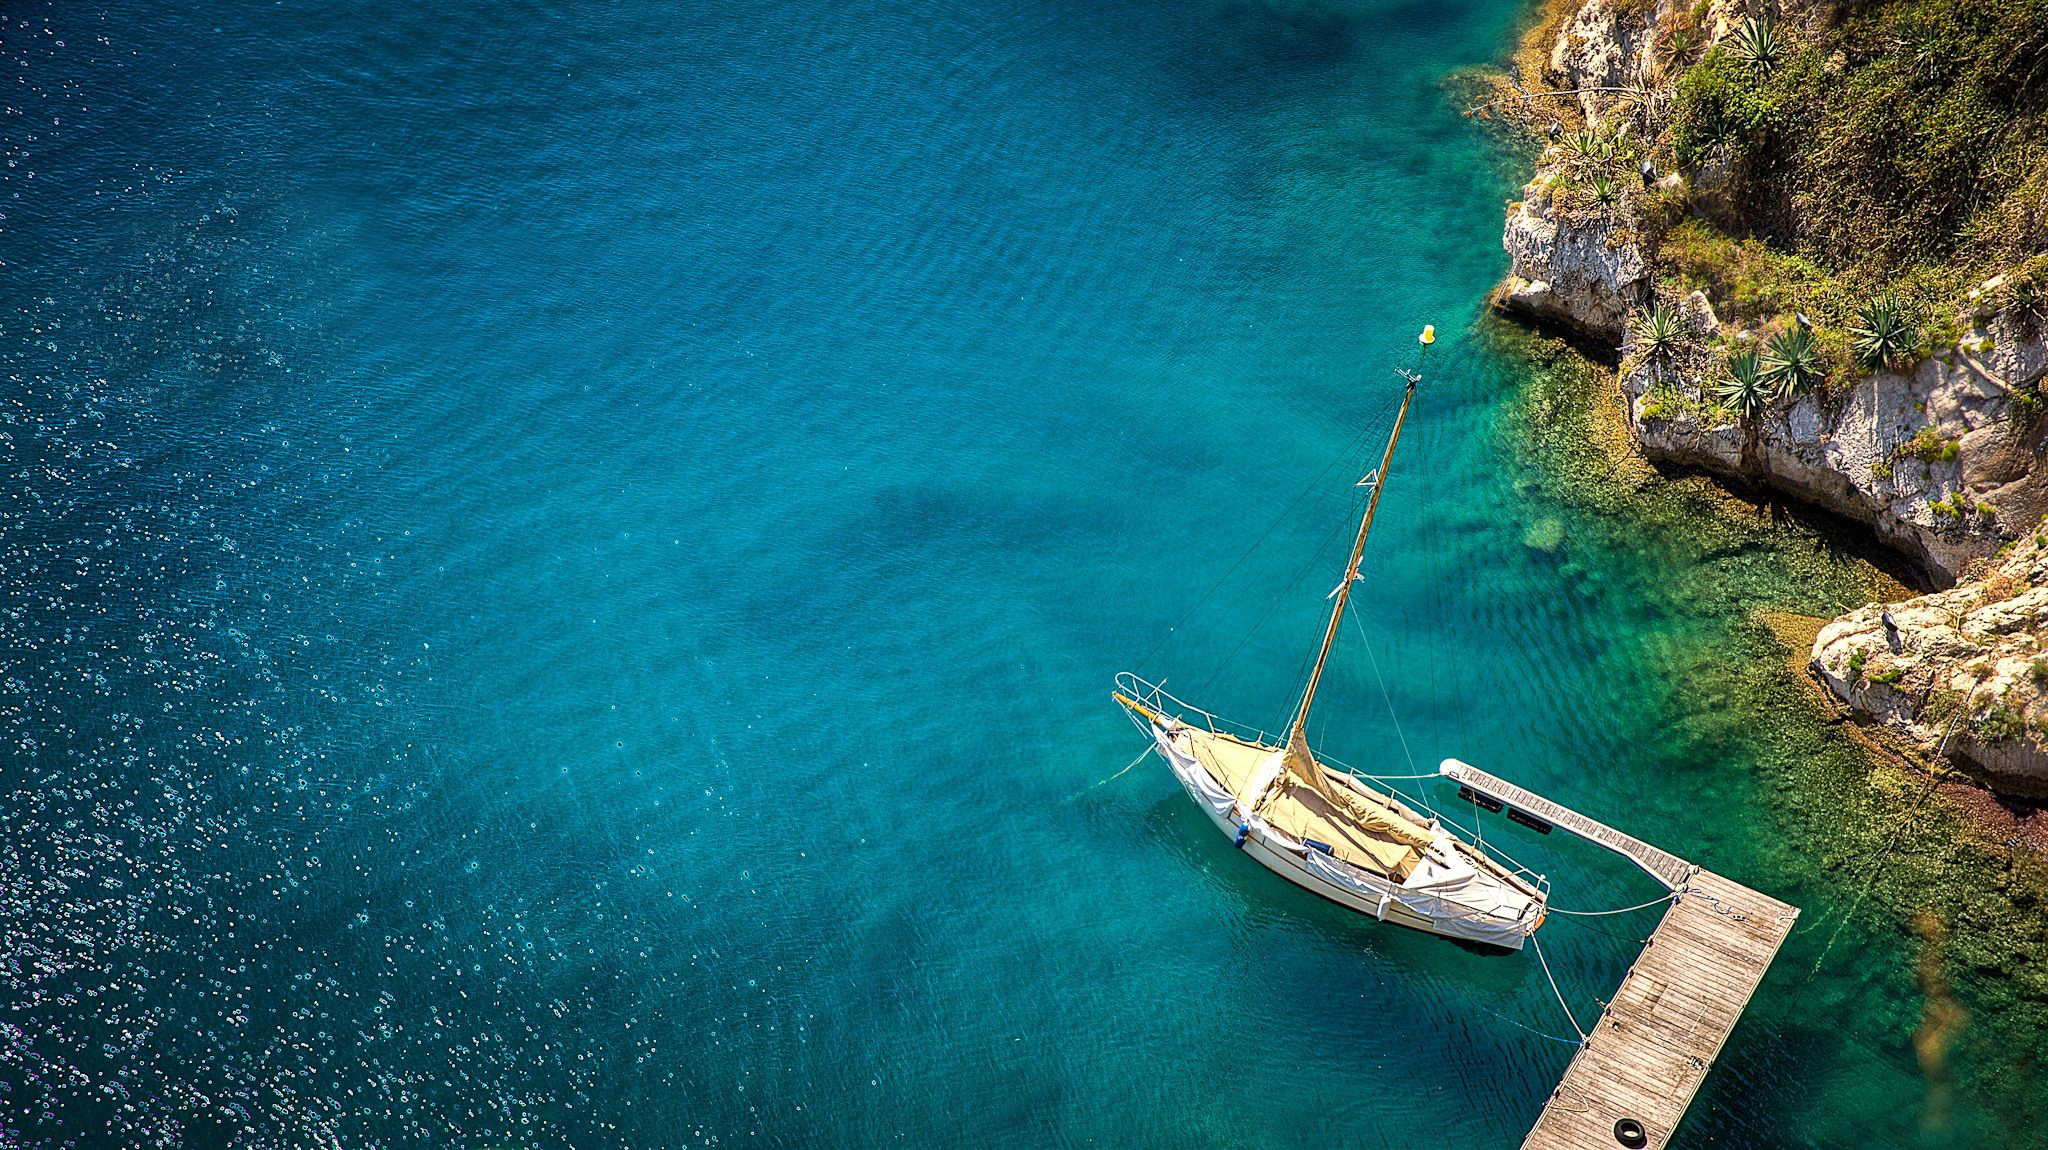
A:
4,0,2042,1146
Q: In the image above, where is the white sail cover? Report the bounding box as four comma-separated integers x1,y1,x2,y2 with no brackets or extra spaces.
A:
1302,847,1530,948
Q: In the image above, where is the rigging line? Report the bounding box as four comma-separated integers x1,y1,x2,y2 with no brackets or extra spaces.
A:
1133,405,1393,676
1195,496,1362,699
1546,891,1679,917
1286,480,1374,710
1531,934,1589,1042
1485,1007,1587,1048
1069,744,1156,801
1349,608,1417,775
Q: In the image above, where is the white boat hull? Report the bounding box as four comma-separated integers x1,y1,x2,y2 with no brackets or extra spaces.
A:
1152,726,1539,950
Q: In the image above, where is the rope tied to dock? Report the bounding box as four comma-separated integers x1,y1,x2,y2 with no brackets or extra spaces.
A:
1531,934,1589,1043
1546,891,1680,917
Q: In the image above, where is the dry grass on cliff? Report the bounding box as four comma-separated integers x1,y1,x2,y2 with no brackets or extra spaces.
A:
1662,0,2048,317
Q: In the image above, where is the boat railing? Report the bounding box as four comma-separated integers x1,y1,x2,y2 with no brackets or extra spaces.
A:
1113,671,1280,747
1114,672,1550,902
1316,748,1550,897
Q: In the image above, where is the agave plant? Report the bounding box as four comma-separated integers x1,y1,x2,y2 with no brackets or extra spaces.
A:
1629,302,1686,366
1760,323,1822,398
1666,22,1702,64
1729,13,1781,75
1850,295,1918,370
1716,348,1771,420
1591,173,1618,205
1562,127,1615,166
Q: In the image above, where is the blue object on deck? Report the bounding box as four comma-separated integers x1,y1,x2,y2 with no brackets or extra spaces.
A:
1233,822,1250,849
1304,838,1335,855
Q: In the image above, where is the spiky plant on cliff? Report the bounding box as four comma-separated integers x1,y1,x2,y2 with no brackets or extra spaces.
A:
1728,13,1781,75
1629,302,1686,367
1851,296,1918,370
1718,347,1772,474
1717,348,1770,420
1761,324,1822,399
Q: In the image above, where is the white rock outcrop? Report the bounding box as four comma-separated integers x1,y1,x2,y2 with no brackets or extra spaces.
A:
1499,184,1649,345
1813,535,2048,796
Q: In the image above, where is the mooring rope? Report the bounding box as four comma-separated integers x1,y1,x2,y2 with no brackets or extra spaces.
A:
1802,672,1987,977
1531,934,1589,1042
1546,891,1679,917
1486,1006,1585,1048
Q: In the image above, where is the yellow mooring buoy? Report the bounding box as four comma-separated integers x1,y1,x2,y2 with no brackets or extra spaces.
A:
1419,324,1436,345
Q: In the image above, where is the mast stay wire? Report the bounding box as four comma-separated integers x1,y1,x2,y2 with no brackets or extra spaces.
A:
1134,396,1400,678
1195,486,1366,700
1349,608,1417,776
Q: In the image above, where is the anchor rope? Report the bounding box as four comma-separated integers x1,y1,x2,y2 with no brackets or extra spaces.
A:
1069,744,1157,803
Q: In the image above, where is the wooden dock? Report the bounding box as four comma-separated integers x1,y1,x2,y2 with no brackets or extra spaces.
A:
1439,762,1799,1150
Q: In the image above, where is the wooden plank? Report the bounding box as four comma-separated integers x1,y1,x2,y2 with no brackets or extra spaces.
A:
1439,762,1695,889
1437,766,1801,1150
1520,873,1797,1150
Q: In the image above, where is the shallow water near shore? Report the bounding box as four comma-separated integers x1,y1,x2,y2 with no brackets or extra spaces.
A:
3,0,2045,1146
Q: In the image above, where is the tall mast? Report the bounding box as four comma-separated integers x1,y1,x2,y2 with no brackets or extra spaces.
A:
1285,330,1431,752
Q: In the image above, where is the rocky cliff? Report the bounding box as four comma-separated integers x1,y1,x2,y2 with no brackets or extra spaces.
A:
1813,534,2048,797
1623,293,2047,583
1494,0,2043,587
1494,0,2048,796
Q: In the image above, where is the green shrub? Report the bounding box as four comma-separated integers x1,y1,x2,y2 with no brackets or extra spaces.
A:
2030,658,2048,685
2010,383,2042,427
1901,426,1960,463
1871,459,1894,480
1848,648,1869,678
1975,703,2028,743
1869,665,1906,686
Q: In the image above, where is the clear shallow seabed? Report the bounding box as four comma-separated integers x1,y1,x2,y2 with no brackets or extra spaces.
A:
2,0,2042,1147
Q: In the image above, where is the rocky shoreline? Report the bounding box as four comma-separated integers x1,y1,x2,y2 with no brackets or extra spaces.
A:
1492,0,2048,795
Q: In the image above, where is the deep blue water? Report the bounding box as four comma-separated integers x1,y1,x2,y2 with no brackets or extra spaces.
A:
3,1,2039,1147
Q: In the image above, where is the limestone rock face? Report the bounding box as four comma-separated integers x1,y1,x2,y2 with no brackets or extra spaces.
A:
1496,0,2044,585
1547,0,1653,124
1621,309,2037,583
1813,536,2048,797
1499,183,1649,345
1494,0,1655,343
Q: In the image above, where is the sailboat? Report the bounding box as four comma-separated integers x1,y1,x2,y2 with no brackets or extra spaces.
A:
1113,327,1549,950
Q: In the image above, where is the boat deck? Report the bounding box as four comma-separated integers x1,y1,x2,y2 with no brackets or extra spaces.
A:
1439,763,1799,1150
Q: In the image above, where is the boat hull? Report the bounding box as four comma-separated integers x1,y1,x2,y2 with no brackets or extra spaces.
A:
1152,727,1535,950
